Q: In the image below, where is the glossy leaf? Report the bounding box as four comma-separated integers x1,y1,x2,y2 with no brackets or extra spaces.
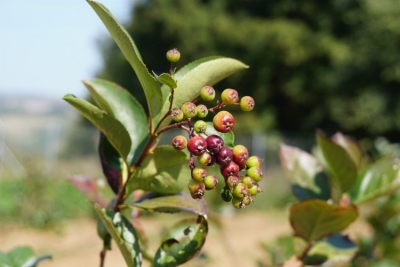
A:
280,144,330,200
332,132,364,170
290,199,358,243
84,79,149,164
97,218,112,251
305,234,357,266
154,57,248,129
63,94,131,161
156,73,177,89
126,193,208,215
87,0,162,127
154,216,208,267
205,122,235,148
98,134,122,194
316,130,358,193
126,145,191,195
0,246,51,267
351,157,400,204
94,204,141,267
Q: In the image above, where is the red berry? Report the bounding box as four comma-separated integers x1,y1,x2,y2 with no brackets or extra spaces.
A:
187,135,208,156
213,111,235,133
206,135,224,154
221,88,239,105
232,145,249,168
240,96,255,111
171,135,187,150
220,161,240,178
215,146,233,166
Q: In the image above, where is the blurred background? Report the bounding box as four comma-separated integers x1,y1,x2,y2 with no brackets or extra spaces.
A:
1,0,400,266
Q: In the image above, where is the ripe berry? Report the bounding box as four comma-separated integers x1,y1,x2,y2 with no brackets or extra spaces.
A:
166,48,180,63
246,155,262,168
226,175,240,188
247,166,263,182
213,111,235,133
196,104,208,118
170,108,184,122
232,183,248,199
221,186,233,202
232,145,249,168
204,175,218,190
200,86,215,101
220,161,240,178
206,135,224,154
240,96,255,111
187,135,208,156
221,88,239,105
197,152,215,166
194,120,207,133
215,146,233,166
191,167,207,182
171,135,187,150
181,102,197,118
188,180,205,199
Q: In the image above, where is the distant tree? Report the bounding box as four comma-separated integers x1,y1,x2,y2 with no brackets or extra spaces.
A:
97,0,400,140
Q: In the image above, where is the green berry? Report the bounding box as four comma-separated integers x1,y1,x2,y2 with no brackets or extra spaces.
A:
196,104,208,118
246,155,262,168
242,195,253,205
232,182,248,199
194,120,207,133
181,102,197,118
221,88,239,105
226,175,240,188
171,135,187,150
204,175,218,190
191,167,207,182
200,86,215,101
221,186,233,202
240,96,255,111
248,183,260,196
242,176,255,189
170,108,184,122
232,197,245,209
166,48,180,63
247,166,263,182
197,152,214,166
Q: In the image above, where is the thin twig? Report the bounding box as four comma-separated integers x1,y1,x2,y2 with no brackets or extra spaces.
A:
100,250,106,267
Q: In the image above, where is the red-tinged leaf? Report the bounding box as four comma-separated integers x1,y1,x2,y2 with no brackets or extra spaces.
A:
290,199,358,243
98,133,122,194
68,175,107,207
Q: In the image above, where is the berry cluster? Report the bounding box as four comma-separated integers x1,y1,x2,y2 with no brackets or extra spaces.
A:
169,84,261,209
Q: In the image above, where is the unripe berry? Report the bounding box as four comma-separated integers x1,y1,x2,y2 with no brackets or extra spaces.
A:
194,120,207,133
232,197,245,209
197,152,215,166
187,135,208,156
240,96,255,111
166,48,180,63
171,135,187,150
170,108,184,122
221,88,239,104
204,175,218,190
200,86,215,101
242,176,255,189
213,111,235,133
246,155,262,168
220,161,240,178
206,135,224,154
232,182,248,199
221,186,233,202
215,146,233,166
188,179,205,199
248,183,260,196
196,104,208,118
247,166,263,182
232,145,249,168
191,167,207,182
226,175,240,188
242,195,253,205
181,102,197,118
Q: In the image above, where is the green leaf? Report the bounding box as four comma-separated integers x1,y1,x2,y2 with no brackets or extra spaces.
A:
87,0,162,128
84,79,149,164
0,246,51,267
97,218,112,251
93,204,141,267
63,94,131,161
205,122,235,148
154,216,208,267
332,132,364,170
316,130,358,193
351,157,400,204
279,143,330,200
125,193,208,215
126,145,191,195
289,199,358,243
154,57,248,129
155,73,178,89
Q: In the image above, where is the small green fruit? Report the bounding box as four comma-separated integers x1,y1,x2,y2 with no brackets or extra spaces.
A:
246,155,262,168
200,86,215,101
232,197,245,209
204,175,218,190
166,48,180,63
240,96,255,111
232,182,248,199
191,167,207,182
170,108,184,122
247,166,263,182
181,102,197,118
194,120,207,133
221,88,239,104
196,104,208,118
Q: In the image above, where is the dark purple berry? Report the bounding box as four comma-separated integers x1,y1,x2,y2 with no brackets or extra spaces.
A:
187,135,208,156
216,146,233,166
206,135,224,154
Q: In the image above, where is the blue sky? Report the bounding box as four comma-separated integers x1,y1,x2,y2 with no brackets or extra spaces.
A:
0,0,133,99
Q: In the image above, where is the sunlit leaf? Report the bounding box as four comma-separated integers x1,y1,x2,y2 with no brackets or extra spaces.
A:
126,145,191,195
155,73,177,89
205,122,234,148
0,246,51,267
351,157,400,204
87,0,162,128
93,204,141,267
154,216,208,267
332,132,364,170
290,199,358,243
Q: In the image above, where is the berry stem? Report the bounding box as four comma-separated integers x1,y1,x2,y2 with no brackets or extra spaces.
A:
299,241,315,261
100,250,106,267
208,102,225,113
153,87,175,134
156,119,190,136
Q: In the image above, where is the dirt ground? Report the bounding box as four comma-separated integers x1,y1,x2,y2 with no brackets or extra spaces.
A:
0,210,291,267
